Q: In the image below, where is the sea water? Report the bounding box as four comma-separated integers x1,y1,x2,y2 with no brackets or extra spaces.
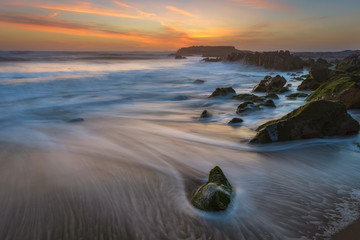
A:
0,51,359,240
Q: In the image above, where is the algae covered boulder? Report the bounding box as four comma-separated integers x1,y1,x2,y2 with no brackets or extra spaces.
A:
250,100,359,144
209,87,236,98
233,93,265,102
191,166,232,211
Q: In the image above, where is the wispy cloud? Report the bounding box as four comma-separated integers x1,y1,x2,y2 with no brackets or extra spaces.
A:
231,0,295,11
112,0,156,18
166,6,195,17
8,1,155,19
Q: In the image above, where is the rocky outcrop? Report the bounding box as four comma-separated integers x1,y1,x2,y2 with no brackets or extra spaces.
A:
306,55,360,109
209,87,236,98
250,100,359,144
297,64,330,91
227,50,305,71
176,46,239,57
253,75,287,93
191,166,232,211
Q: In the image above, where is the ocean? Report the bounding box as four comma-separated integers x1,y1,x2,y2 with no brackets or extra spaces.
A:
0,51,359,239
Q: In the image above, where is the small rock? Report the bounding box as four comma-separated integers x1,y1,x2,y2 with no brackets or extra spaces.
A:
175,55,186,59
67,118,84,123
200,110,212,118
228,118,243,124
233,93,264,102
262,99,276,108
209,87,236,98
253,75,287,93
194,79,205,84
236,101,259,114
191,166,232,211
265,93,279,99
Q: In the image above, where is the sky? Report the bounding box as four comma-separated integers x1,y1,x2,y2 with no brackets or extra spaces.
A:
0,0,359,51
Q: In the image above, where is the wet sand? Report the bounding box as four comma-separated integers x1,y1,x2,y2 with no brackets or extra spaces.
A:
332,218,360,240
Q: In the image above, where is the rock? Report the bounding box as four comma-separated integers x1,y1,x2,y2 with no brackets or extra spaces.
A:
228,118,243,124
297,75,322,91
286,93,309,98
176,46,239,57
232,93,265,102
276,86,290,94
253,75,287,93
175,55,186,59
262,99,276,108
236,101,260,114
286,84,292,87
200,110,212,118
194,79,205,84
67,118,84,123
191,166,232,211
265,93,279,99
209,87,236,98
309,64,329,83
226,50,305,70
202,57,222,62
307,75,360,109
337,53,360,72
250,100,359,144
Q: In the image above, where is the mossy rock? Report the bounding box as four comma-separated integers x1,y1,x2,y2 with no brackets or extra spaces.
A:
261,99,276,108
286,93,309,98
250,100,359,144
191,166,232,211
233,93,265,102
236,101,260,114
209,87,236,98
253,75,287,93
307,71,360,109
265,93,279,99
297,75,321,91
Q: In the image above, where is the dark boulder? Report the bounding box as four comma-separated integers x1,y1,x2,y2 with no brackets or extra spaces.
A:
236,101,260,114
191,166,232,211
253,75,287,93
202,57,222,62
250,100,359,144
209,87,236,98
261,99,276,108
232,93,265,102
265,93,279,99
228,118,243,124
297,75,322,91
337,53,360,72
309,64,329,83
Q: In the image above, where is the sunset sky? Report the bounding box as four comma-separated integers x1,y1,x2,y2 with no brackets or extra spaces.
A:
0,0,359,51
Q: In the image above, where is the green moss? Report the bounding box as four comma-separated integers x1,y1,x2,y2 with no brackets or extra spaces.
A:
307,75,354,101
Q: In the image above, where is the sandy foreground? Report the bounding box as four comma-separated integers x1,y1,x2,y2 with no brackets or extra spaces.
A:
332,218,360,240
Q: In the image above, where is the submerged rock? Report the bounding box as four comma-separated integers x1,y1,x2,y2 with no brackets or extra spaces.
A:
194,79,205,84
286,93,309,98
200,110,212,118
232,93,264,102
261,99,276,108
265,93,279,99
191,166,232,211
253,75,287,93
236,101,260,114
228,117,243,124
250,100,359,144
67,118,84,123
209,87,236,98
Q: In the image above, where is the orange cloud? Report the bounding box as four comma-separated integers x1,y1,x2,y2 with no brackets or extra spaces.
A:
166,6,195,17
47,12,58,18
232,0,295,11
9,1,152,19
113,0,156,18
